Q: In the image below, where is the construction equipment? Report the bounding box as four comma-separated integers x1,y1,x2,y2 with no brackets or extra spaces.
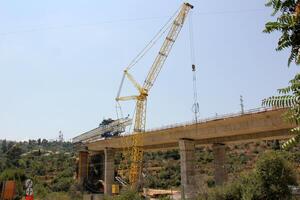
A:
116,2,193,188
72,117,132,143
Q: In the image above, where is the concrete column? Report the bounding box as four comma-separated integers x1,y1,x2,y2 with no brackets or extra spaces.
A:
78,150,89,183
179,139,197,200
104,148,115,196
212,143,227,185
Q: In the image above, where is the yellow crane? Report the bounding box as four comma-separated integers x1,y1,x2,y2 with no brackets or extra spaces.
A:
116,2,193,188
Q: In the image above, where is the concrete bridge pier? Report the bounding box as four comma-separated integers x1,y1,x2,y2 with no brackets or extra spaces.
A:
179,139,197,200
78,149,89,184
104,147,115,196
212,143,227,185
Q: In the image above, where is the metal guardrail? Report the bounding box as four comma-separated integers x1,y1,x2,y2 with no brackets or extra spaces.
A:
144,107,278,133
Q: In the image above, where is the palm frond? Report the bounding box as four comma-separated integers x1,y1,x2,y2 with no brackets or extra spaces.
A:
282,132,300,150
277,86,292,94
262,95,297,107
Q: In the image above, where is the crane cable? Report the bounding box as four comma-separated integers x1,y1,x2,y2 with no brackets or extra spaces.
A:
189,10,199,123
115,6,180,126
126,7,180,71
116,6,181,103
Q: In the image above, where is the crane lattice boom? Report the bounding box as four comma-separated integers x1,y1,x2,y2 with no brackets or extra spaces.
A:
116,2,193,188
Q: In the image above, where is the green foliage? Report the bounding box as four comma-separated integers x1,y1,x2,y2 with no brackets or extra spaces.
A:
34,183,50,198
263,0,300,149
51,169,75,192
263,73,300,149
52,177,74,192
206,181,242,200
163,150,180,160
145,163,180,189
204,151,297,200
0,168,26,182
1,139,8,153
254,151,297,199
0,168,27,200
5,144,23,167
0,139,76,199
227,152,250,173
264,0,300,65
206,178,215,188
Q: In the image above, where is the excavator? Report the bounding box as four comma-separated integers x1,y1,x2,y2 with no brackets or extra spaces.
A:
116,2,194,189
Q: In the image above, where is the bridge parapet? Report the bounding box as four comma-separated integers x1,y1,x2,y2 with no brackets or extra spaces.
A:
145,107,277,133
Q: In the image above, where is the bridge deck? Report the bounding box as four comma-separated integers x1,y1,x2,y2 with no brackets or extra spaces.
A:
86,108,295,151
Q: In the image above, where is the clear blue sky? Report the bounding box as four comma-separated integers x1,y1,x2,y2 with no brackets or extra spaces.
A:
0,0,298,141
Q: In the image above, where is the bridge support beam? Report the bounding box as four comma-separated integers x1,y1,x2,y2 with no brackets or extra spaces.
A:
212,143,227,185
78,149,89,184
104,147,115,196
179,139,197,200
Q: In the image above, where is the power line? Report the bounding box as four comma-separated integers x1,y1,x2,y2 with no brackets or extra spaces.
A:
0,8,267,36
0,16,168,36
197,8,268,15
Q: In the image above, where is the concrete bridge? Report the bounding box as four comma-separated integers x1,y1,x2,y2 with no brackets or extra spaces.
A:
76,108,295,199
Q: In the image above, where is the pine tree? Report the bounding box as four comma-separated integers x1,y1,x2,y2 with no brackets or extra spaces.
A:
1,139,7,153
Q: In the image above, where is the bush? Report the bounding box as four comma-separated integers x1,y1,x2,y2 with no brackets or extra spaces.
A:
0,168,26,181
254,151,297,199
51,177,74,192
203,150,297,200
207,181,242,200
34,183,50,198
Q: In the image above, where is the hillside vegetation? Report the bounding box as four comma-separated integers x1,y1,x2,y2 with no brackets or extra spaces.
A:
1,139,299,199
0,139,81,200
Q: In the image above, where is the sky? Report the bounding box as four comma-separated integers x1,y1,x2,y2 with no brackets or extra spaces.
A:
0,0,298,141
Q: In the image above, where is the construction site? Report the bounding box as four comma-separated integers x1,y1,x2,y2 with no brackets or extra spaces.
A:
1,1,300,200
71,2,299,200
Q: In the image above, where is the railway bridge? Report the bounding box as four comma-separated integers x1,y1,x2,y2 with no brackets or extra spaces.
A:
75,108,295,199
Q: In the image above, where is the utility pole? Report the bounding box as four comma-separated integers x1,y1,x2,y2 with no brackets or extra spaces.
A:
240,95,244,114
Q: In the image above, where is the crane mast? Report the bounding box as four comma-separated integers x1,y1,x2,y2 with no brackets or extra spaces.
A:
116,2,193,187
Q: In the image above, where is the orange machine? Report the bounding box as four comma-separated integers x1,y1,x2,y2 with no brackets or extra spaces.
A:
1,181,16,200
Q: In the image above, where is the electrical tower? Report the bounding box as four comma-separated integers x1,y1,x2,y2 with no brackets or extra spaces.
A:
58,130,64,142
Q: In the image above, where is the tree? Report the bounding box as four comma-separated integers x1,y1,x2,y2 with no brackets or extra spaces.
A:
1,139,7,153
204,151,297,200
6,144,23,167
42,139,48,145
254,151,297,199
263,0,300,149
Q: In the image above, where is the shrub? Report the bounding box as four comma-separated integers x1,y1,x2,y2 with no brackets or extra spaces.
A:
51,177,74,192
34,183,50,198
207,181,242,200
254,151,297,199
203,150,297,200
